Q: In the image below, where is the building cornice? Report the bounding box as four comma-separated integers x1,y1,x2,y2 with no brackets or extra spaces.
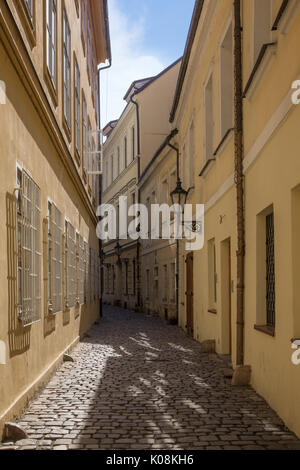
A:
0,1,98,225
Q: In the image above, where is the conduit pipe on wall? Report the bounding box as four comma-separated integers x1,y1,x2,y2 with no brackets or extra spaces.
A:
130,93,141,308
233,0,245,366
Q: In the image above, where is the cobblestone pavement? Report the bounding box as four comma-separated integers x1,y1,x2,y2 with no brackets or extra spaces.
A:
2,306,300,450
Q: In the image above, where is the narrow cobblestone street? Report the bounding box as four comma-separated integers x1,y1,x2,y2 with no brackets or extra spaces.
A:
2,306,300,451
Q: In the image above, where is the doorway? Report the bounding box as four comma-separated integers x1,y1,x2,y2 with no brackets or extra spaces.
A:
186,252,194,336
220,238,232,358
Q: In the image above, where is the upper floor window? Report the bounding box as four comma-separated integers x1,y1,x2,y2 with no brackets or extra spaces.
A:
253,0,272,65
63,9,71,130
87,16,91,80
110,154,114,184
46,0,57,88
82,94,88,176
220,22,233,138
124,136,128,168
204,73,213,161
74,59,80,157
117,146,120,176
81,0,86,52
24,0,34,22
132,126,135,160
189,121,194,188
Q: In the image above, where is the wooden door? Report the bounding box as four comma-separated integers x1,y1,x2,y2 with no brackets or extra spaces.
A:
186,252,194,336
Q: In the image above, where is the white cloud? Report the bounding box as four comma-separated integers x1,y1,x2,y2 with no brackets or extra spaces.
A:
100,0,165,128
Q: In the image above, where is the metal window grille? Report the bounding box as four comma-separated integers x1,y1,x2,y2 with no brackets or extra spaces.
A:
48,202,62,314
84,241,88,303
88,123,92,189
65,221,76,308
63,9,71,128
266,212,275,326
77,235,85,305
19,171,41,326
46,0,57,87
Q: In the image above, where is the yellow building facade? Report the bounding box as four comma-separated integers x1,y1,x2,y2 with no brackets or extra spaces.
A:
170,0,300,438
102,60,181,312
0,0,110,436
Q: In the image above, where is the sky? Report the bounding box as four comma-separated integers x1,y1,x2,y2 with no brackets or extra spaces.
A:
100,0,195,129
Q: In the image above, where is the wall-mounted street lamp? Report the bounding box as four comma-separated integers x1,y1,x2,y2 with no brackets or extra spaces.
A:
170,178,189,212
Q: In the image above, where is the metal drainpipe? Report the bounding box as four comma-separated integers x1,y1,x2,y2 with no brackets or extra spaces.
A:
98,57,112,318
167,137,180,326
131,93,141,310
233,0,245,365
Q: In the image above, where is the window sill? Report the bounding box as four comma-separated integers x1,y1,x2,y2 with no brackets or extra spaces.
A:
213,128,234,157
208,308,217,315
199,158,216,178
63,118,71,144
243,42,277,101
254,324,275,337
44,67,58,108
14,0,36,49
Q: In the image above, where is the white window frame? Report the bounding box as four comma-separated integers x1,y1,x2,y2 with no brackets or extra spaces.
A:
74,58,81,155
46,0,57,88
63,9,71,129
17,168,41,326
48,200,62,315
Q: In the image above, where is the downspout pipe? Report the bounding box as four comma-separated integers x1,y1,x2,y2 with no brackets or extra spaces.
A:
130,93,141,309
97,53,112,318
233,0,245,368
166,130,180,325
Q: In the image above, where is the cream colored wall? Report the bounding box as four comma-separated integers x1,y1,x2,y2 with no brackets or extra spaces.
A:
6,0,100,203
173,0,300,439
173,0,236,354
139,146,177,320
0,0,109,436
138,60,181,175
0,38,99,434
242,2,300,438
102,104,139,310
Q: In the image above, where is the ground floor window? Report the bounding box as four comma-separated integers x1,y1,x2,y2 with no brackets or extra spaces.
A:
17,168,41,326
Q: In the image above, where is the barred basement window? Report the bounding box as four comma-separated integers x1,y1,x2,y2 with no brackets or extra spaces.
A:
84,241,88,303
65,221,76,308
17,169,41,326
48,201,62,314
77,234,85,305
266,212,275,327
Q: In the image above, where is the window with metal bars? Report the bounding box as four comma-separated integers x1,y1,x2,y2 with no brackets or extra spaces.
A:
266,212,275,327
84,241,88,303
64,221,76,308
17,169,41,326
76,233,85,305
48,201,62,314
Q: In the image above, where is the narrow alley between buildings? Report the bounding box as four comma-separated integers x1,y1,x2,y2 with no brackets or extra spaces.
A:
2,306,300,451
